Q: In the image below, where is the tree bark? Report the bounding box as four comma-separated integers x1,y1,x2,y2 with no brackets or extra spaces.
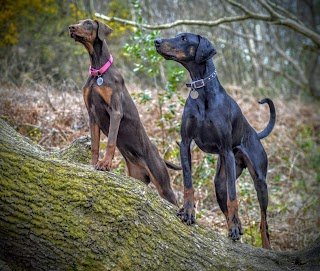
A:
0,119,319,271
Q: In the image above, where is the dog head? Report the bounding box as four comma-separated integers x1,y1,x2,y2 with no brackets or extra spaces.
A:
69,19,113,52
154,33,216,64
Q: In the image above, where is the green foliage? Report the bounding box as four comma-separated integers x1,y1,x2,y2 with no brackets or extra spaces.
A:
123,0,162,77
0,0,58,47
123,0,187,153
242,221,263,248
0,0,91,86
192,153,216,188
124,29,162,76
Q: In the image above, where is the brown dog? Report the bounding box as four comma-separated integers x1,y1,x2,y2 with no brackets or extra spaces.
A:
69,19,178,205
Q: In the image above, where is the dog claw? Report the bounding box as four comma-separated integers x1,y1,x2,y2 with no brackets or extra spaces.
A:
94,162,111,171
229,229,240,241
177,207,196,225
228,223,243,241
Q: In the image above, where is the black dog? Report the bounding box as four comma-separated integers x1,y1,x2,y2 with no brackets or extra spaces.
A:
155,33,276,249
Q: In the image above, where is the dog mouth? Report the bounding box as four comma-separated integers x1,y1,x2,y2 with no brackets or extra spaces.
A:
156,48,177,60
70,32,86,42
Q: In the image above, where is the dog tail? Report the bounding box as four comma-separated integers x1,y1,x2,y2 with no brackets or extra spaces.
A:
258,98,276,139
164,160,182,170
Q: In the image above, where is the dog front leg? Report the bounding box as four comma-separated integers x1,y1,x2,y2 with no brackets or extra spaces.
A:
90,120,100,166
225,150,243,240
177,139,195,225
95,109,122,171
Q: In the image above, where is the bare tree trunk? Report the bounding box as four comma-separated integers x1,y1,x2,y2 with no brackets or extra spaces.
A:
0,119,319,271
308,54,320,98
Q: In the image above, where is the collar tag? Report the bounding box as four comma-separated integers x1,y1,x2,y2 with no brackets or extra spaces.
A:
190,90,199,99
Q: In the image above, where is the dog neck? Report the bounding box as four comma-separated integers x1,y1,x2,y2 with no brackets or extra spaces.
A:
184,59,216,81
185,59,222,94
89,39,111,70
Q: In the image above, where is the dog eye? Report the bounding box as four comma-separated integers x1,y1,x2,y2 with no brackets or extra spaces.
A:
181,35,187,41
84,21,92,29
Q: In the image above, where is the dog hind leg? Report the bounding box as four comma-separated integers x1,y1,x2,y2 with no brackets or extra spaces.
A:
216,153,245,217
147,163,178,206
126,159,151,185
142,145,178,206
238,145,271,249
214,156,228,218
216,152,243,240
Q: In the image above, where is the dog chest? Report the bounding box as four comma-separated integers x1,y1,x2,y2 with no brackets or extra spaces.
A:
84,86,111,134
190,118,223,154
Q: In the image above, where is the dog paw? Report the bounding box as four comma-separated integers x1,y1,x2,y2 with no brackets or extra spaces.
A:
228,217,243,241
177,206,196,225
229,225,242,241
94,159,111,171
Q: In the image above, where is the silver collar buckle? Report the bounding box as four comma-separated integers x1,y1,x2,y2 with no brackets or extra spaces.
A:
192,79,205,89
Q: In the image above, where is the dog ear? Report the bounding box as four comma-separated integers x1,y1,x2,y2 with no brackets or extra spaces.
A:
95,20,113,41
195,36,216,63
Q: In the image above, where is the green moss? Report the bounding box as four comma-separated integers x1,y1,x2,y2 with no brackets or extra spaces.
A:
50,136,91,165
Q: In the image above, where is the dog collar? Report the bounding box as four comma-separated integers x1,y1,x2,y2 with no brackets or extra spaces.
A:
89,54,113,77
186,69,217,89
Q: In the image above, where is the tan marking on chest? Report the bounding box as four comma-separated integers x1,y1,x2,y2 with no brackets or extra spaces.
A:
83,87,91,109
94,86,113,106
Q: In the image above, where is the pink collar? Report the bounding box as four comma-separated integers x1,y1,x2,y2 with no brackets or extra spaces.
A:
89,55,113,76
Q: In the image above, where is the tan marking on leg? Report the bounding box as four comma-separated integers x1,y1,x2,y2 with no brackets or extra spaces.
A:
227,197,243,238
227,197,239,225
90,122,100,166
260,212,271,249
184,187,195,203
99,143,116,170
94,86,113,106
105,143,116,160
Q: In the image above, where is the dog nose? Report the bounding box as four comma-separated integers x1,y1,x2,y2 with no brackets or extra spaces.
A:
154,38,162,46
69,25,75,31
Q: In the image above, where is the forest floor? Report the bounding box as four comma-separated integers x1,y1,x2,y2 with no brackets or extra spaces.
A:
1,83,319,252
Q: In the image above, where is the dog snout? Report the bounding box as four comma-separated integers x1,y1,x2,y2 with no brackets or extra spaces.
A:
69,25,77,32
154,38,163,47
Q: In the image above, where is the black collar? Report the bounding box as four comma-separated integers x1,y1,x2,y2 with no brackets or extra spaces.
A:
186,69,217,89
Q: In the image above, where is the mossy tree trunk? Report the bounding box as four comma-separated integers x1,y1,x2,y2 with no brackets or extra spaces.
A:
0,119,319,271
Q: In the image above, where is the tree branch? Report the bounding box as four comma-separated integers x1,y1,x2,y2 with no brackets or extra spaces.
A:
227,0,320,47
266,0,305,26
94,12,253,30
257,0,280,18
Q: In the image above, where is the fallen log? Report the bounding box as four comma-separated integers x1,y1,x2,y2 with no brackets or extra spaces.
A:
0,119,319,270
